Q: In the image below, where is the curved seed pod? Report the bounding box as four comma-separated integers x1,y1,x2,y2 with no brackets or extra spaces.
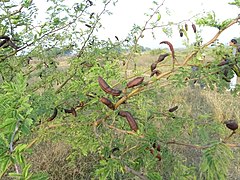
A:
168,105,178,112
150,70,161,77
224,120,238,131
47,108,58,121
100,97,115,110
151,62,157,72
118,111,138,131
192,23,197,33
185,23,188,31
160,41,175,59
157,53,169,63
127,77,144,88
98,76,122,96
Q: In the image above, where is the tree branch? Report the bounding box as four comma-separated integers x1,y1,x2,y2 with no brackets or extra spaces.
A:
9,119,21,174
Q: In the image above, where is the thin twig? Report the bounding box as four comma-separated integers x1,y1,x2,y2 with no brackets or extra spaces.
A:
9,119,21,174
105,123,144,138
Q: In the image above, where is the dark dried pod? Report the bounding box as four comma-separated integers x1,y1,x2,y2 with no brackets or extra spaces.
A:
111,147,120,153
64,107,77,117
224,120,238,131
47,108,58,121
218,59,229,66
185,23,188,31
100,97,115,110
157,53,169,63
156,153,161,161
127,77,144,88
150,70,161,77
179,29,183,37
168,105,178,112
90,12,94,19
87,0,93,6
118,111,138,131
151,62,157,72
85,24,92,28
64,108,73,113
192,23,197,33
71,107,77,117
153,143,161,152
0,39,7,47
115,36,119,41
98,76,122,96
160,41,175,59
147,147,161,161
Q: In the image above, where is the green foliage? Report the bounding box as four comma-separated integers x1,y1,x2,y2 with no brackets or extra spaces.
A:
196,12,232,30
200,143,234,179
0,0,240,179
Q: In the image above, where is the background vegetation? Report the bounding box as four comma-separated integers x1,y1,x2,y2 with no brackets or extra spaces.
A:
0,0,240,179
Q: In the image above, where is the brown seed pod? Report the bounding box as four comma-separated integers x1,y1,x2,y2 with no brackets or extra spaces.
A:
146,147,161,161
157,53,169,63
150,70,161,77
118,111,138,132
100,97,115,110
64,107,77,117
127,77,144,88
224,120,238,131
153,143,161,152
192,23,197,33
185,23,188,31
151,62,157,72
98,76,122,96
168,105,178,112
160,41,175,59
47,108,58,121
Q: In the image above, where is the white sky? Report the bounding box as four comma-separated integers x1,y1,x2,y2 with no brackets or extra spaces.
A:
34,0,239,49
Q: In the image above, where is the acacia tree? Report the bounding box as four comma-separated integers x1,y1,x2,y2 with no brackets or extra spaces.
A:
0,0,239,179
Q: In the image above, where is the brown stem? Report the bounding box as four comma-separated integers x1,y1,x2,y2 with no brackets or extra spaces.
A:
55,74,75,94
124,165,149,180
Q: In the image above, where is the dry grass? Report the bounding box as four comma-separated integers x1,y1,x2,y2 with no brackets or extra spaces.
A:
26,141,99,180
